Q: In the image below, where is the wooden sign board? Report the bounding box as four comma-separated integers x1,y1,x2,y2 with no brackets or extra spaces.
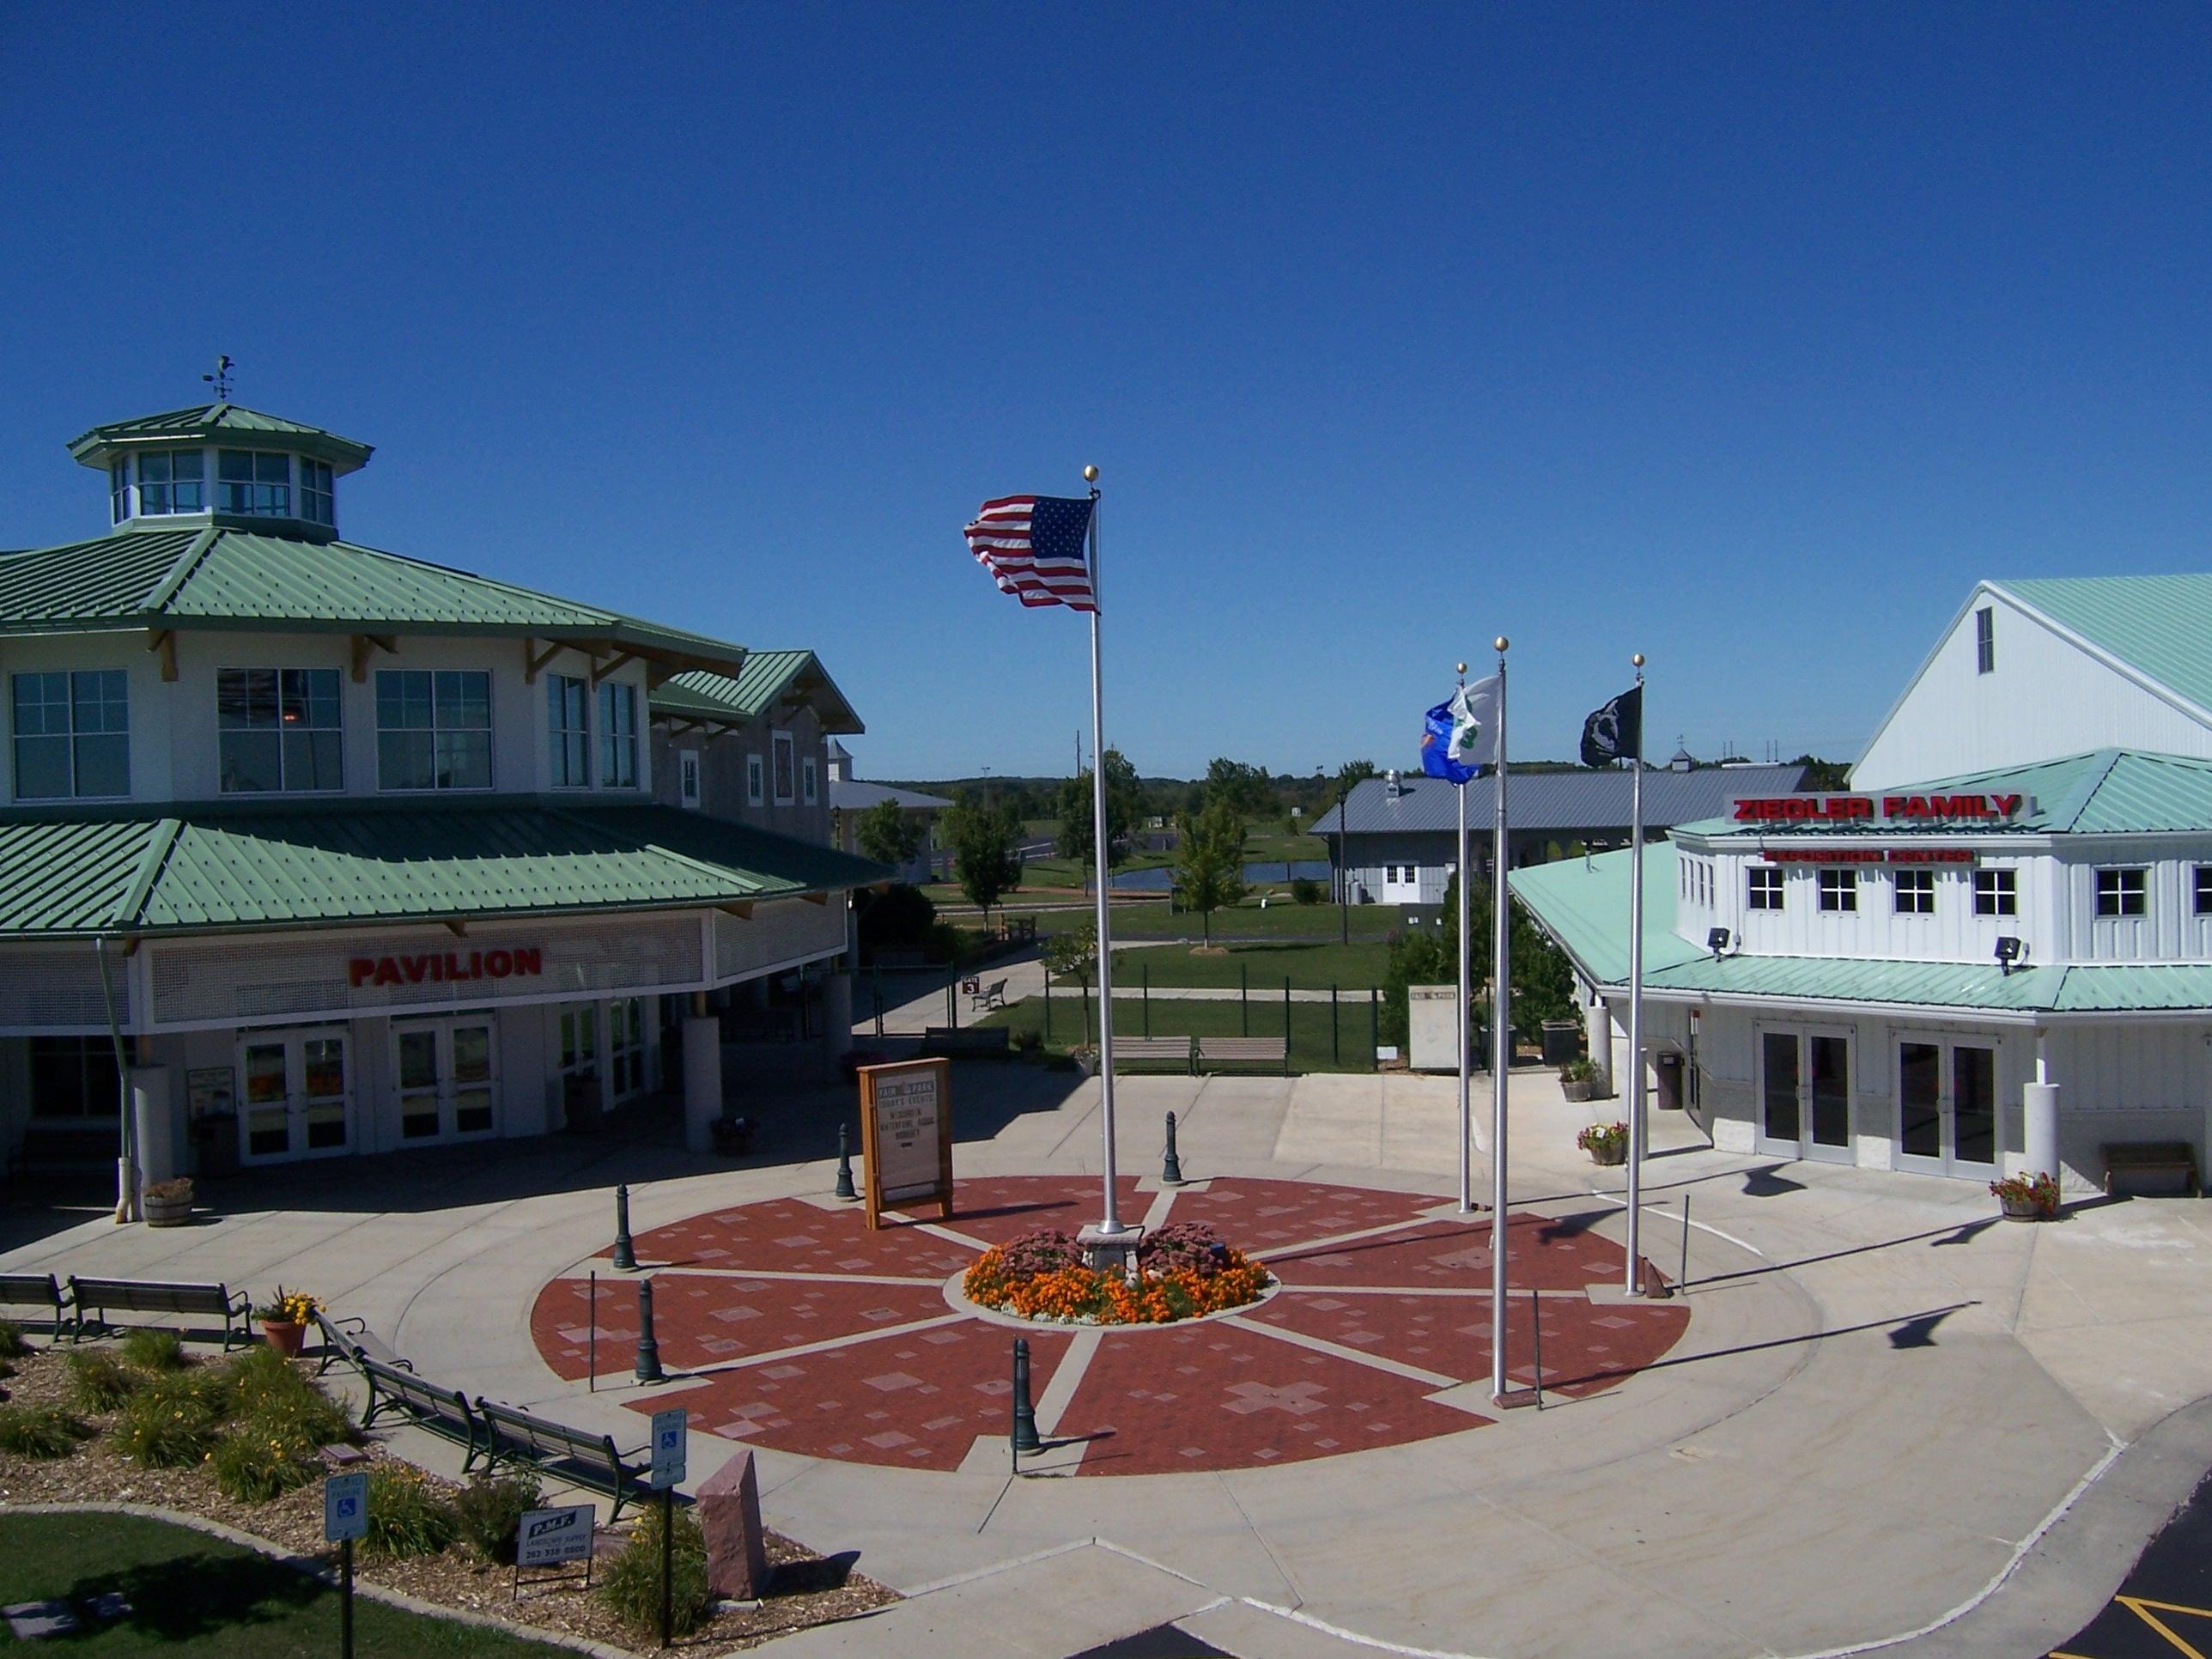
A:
857,1057,953,1230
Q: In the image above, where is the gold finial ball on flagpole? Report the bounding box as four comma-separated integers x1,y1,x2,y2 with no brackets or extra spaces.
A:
1082,464,1099,483
1493,636,1509,653
1455,661,1468,676
1632,653,1646,668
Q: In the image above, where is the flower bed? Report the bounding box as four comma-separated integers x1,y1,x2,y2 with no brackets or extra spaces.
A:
962,1222,1272,1325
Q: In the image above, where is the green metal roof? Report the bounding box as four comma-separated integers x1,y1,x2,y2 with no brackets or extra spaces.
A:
1999,574,2212,718
1675,750,2212,841
69,404,374,474
0,799,889,938
1506,843,1704,988
0,525,745,669
654,650,864,735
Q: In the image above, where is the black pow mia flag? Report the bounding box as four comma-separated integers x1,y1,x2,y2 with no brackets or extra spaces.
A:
1580,684,1643,768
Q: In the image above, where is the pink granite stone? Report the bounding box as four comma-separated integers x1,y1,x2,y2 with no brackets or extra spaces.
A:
697,1447,770,1599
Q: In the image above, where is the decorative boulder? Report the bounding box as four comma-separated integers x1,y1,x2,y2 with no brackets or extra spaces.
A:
698,1446,770,1600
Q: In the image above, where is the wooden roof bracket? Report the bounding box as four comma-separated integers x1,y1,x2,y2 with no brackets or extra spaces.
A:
350,634,397,683
799,891,830,906
147,629,177,683
444,918,469,938
523,639,565,684
717,902,755,921
592,649,641,688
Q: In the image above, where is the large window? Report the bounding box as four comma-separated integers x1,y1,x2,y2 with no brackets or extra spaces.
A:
217,449,290,515
1747,866,1784,910
299,459,334,526
376,670,490,790
773,730,795,804
28,1035,127,1119
2095,866,2147,918
1893,868,1934,915
598,682,638,788
12,670,129,799
110,461,128,523
1975,606,1995,675
1818,868,1857,913
548,675,589,787
137,449,205,515
1974,867,2016,916
218,668,343,792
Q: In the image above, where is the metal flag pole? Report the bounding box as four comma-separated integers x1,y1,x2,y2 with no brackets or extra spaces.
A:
1083,465,1128,1239
1489,637,1512,1401
1624,653,1650,1294
1455,661,1474,1214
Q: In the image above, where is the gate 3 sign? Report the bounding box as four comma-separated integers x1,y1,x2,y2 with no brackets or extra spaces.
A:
516,1504,595,1568
857,1056,954,1230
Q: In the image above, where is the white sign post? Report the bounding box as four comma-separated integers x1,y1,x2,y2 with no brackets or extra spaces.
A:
324,1472,368,1659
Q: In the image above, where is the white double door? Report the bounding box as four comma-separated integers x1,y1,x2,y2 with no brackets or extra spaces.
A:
392,1015,500,1146
1896,1036,2000,1178
1758,1027,1855,1164
240,1029,353,1164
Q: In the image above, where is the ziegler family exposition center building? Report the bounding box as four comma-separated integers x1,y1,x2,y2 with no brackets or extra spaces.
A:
0,399,886,1179
1514,574,2212,1194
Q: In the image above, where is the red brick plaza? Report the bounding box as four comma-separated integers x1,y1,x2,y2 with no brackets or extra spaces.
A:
529,1176,1689,1477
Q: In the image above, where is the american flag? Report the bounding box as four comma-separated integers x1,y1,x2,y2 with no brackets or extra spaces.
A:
963,494,1098,611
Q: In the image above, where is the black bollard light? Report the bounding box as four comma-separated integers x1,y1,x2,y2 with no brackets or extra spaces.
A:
612,1184,637,1272
1011,1338,1041,1455
1162,1111,1184,1186
834,1121,858,1201
633,1278,665,1383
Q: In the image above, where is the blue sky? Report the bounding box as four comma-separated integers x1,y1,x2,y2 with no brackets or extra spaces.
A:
2,4,2207,779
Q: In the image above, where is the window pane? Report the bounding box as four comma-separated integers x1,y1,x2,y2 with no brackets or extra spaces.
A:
436,731,490,789
220,731,283,793
1953,1047,1996,1164
284,729,343,790
218,667,279,727
74,734,128,797
1762,1031,1799,1142
73,671,128,734
1899,1042,1942,1158
379,730,435,790
14,734,69,799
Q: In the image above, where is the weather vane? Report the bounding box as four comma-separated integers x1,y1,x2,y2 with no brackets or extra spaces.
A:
202,355,234,402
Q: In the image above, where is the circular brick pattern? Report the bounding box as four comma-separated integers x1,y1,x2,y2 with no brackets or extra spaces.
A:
529,1175,1691,1476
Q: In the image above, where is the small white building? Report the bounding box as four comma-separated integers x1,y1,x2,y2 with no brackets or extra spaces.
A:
1515,574,2212,1194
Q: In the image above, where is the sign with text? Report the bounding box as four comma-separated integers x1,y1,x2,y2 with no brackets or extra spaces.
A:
857,1057,954,1230
649,1407,688,1490
1761,848,1978,865
324,1472,368,1542
516,1504,596,1567
1730,793,2033,824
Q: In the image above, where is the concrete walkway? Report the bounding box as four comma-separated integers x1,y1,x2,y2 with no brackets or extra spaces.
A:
7,1067,2210,1659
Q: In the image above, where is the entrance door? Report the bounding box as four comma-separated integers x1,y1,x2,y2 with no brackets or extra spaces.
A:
393,1018,501,1146
1896,1037,2001,1178
238,1030,352,1164
1758,1029,1854,1163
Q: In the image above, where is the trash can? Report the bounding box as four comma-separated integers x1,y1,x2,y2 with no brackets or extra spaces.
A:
1655,1051,1684,1111
1540,1020,1583,1066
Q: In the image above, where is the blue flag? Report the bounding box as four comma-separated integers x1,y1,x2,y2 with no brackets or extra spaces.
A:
1420,676,1500,785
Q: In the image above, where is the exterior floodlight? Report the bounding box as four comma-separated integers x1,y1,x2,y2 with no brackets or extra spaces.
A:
1995,935,2027,975
1707,927,1731,956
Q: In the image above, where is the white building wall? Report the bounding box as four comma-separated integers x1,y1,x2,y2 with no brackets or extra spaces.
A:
1852,586,2212,789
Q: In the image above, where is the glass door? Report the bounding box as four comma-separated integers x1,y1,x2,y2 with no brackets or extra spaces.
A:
393,1018,501,1146
1894,1037,2001,1177
1758,1029,1853,1163
1759,1032,1800,1146
238,1030,351,1164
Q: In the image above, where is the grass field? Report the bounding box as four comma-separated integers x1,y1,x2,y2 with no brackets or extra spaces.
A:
983,988,1384,1073
1048,939,1391,989
0,1512,562,1656
1242,830,1328,862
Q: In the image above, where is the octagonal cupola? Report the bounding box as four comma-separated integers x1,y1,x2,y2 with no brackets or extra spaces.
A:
69,402,374,541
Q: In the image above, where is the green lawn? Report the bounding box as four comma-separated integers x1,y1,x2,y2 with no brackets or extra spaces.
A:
0,1513,564,1655
982,989,1384,1073
1048,939,1391,989
1242,830,1327,861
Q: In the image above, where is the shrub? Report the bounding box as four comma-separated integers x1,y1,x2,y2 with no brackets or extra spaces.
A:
119,1328,189,1373
1559,1056,1598,1084
210,1405,322,1503
66,1350,143,1411
454,1472,544,1564
0,1404,88,1459
924,921,964,965
598,1503,712,1638
856,883,936,954
1138,1222,1231,1279
113,1375,225,1467
0,1321,30,1360
224,1346,350,1444
1291,878,1324,905
144,1176,194,1203
363,1464,458,1560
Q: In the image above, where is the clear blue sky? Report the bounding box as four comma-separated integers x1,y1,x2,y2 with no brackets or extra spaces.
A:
3,5,2208,780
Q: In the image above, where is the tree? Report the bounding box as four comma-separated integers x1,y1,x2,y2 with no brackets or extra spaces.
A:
1791,754,1850,792
1054,749,1142,878
1173,794,1249,945
942,791,1023,924
854,798,921,868
1203,757,1270,823
1377,871,1578,1048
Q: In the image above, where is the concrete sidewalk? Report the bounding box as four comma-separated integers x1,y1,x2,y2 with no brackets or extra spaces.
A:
7,1068,2210,1659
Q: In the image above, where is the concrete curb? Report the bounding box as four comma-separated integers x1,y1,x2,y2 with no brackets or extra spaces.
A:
0,1501,642,1659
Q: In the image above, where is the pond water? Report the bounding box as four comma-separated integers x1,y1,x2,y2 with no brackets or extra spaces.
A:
1107,859,1333,892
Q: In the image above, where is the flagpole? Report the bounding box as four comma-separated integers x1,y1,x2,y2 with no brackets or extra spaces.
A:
1455,662,1474,1215
1083,465,1128,1238
1624,653,1648,1294
1489,636,1512,1402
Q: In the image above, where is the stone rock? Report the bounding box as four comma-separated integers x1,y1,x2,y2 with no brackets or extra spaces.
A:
3,1601,81,1639
697,1447,769,1599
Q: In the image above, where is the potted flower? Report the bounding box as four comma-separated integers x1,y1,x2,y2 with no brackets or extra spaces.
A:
1559,1057,1600,1103
256,1287,319,1357
1577,1121,1629,1167
1990,1170,2061,1221
1068,1045,1101,1078
143,1176,194,1229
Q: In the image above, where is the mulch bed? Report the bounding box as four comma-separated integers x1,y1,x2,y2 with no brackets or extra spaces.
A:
0,1342,896,1654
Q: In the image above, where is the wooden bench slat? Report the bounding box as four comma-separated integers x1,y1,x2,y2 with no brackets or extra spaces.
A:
476,1397,647,1518
0,1273,71,1342
1194,1036,1291,1076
